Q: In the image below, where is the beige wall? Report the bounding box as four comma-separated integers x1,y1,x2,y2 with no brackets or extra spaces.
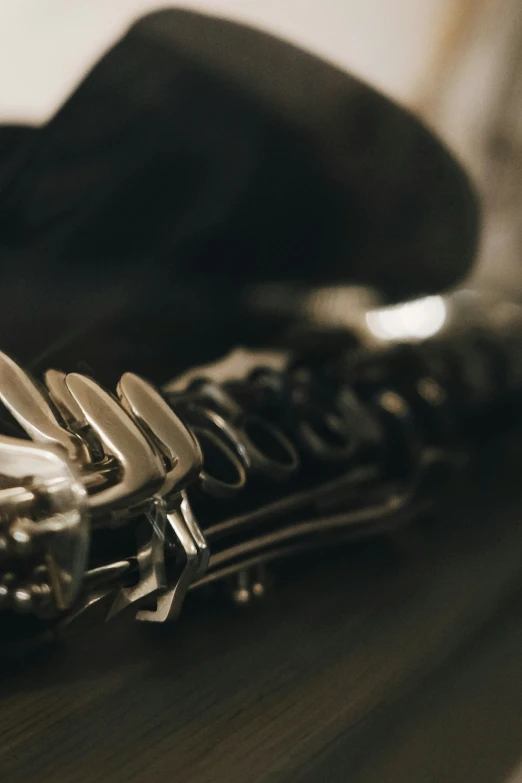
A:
0,0,450,123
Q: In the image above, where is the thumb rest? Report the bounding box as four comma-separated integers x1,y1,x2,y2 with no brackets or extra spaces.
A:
1,294,522,643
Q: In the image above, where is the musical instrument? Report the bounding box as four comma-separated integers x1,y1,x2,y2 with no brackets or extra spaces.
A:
1,289,521,646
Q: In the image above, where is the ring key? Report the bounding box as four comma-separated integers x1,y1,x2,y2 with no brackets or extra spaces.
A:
172,402,249,496
245,362,355,465
176,379,299,482
284,369,359,463
239,414,299,480
190,423,248,500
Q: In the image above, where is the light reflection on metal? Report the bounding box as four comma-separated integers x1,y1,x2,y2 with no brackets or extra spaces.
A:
365,295,447,341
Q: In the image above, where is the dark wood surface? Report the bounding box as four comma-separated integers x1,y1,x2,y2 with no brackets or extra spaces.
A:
3,439,522,782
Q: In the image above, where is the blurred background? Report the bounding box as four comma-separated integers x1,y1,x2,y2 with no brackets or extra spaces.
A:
1,0,521,298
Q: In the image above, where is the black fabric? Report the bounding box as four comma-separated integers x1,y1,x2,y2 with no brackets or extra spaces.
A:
0,9,479,383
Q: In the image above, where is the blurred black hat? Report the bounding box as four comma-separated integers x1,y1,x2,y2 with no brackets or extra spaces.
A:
0,9,478,383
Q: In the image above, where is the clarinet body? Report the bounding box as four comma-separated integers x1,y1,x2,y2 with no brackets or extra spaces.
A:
1,291,521,644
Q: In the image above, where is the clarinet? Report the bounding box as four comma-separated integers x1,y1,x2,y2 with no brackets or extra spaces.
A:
1,291,521,645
